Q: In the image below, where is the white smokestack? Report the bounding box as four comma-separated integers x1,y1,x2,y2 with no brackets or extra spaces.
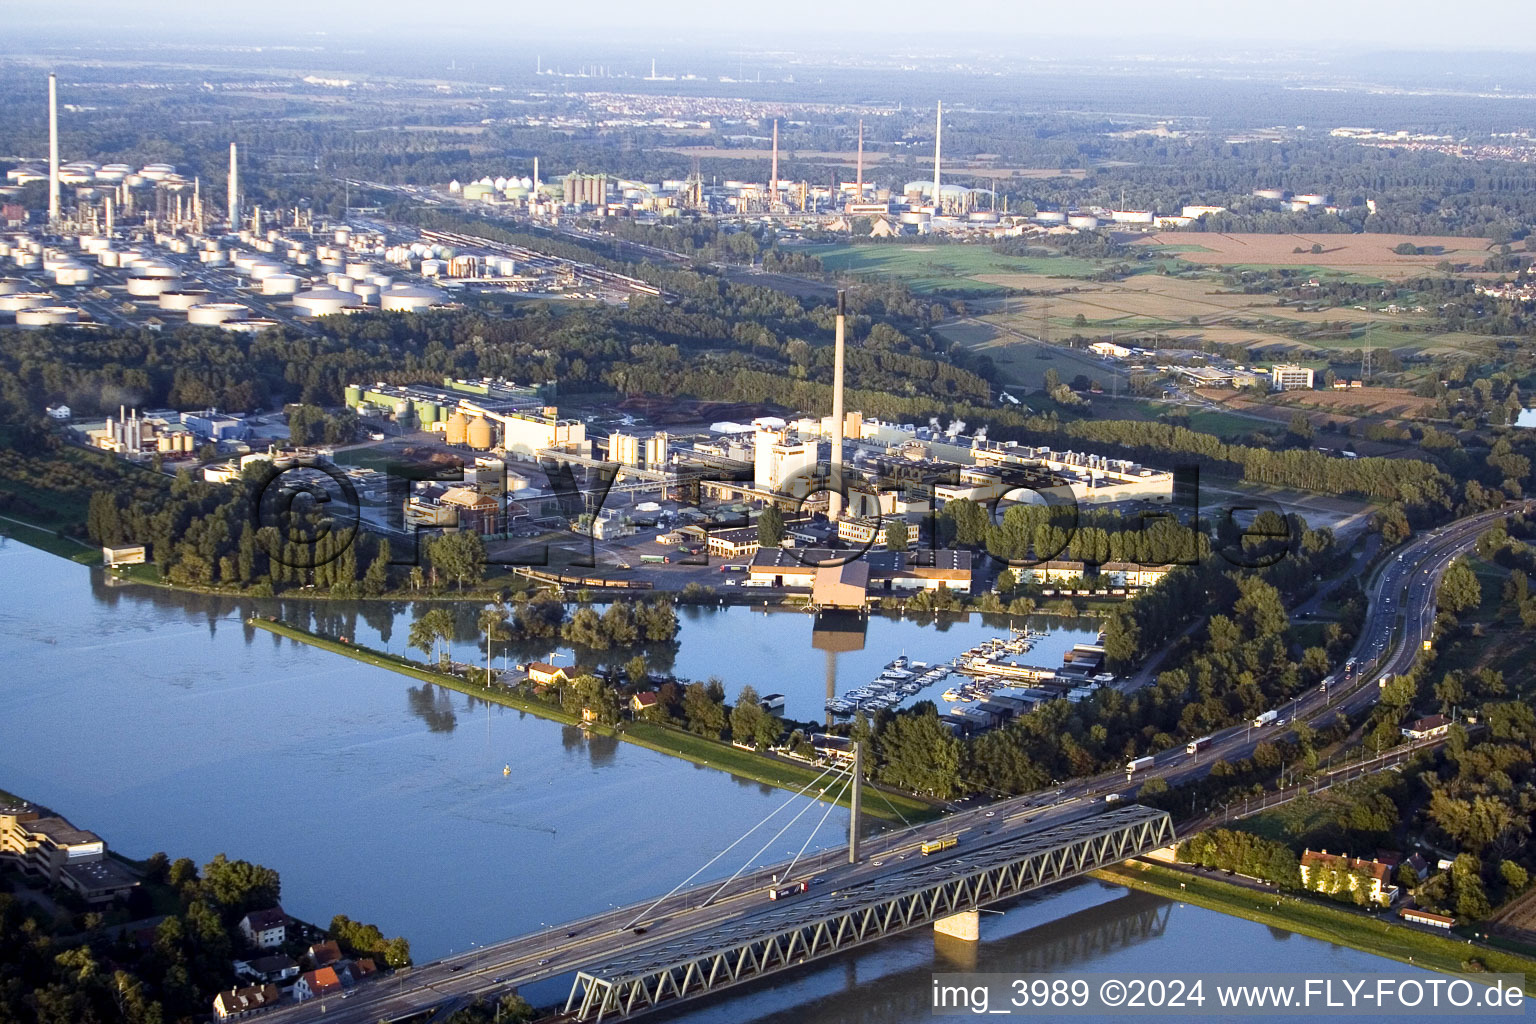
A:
830,290,846,521
933,101,942,215
770,119,779,210
48,73,61,226
227,142,238,230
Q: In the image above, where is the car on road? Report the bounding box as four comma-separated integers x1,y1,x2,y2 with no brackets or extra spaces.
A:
633,927,648,935
539,959,549,966
985,810,996,817
448,965,462,972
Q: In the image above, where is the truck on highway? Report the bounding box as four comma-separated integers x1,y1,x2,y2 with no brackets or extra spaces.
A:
1185,736,1213,756
768,881,809,901
1343,657,1358,679
1125,756,1155,774
1252,709,1279,728
639,554,668,564
920,835,959,855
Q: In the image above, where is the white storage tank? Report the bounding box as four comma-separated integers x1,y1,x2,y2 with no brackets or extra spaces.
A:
12,250,39,269
326,273,356,291
1035,211,1067,224
187,302,249,325
158,289,211,311
0,278,28,295
345,261,373,279
334,228,351,245
351,283,380,304
16,306,78,326
199,249,229,266
53,263,95,286
232,253,262,271
0,292,53,312
125,275,179,297
420,259,445,277
291,288,355,317
1067,214,1100,230
366,272,392,288
1253,188,1286,200
379,283,446,313
248,262,285,281
96,249,122,267
261,274,303,296
132,261,179,279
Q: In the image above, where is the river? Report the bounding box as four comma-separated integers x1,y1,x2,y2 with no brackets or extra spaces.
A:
0,540,1425,1020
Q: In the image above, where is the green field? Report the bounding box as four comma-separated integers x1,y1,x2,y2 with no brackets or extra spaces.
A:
807,243,1104,293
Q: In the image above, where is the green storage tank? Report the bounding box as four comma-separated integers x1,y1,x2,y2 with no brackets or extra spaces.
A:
415,400,440,425
344,384,363,407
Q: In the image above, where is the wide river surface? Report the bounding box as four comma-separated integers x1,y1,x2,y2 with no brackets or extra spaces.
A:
0,542,1428,1021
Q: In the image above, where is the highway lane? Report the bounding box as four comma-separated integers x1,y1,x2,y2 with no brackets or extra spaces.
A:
274,504,1525,1022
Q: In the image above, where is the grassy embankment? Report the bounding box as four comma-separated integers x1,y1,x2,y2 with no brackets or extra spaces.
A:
1097,861,1536,991
250,619,936,824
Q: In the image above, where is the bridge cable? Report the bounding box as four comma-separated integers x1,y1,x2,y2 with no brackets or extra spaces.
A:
623,761,842,929
700,765,855,907
782,770,853,881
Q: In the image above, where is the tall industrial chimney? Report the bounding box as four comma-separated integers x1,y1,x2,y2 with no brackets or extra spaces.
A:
533,156,539,205
48,73,61,226
855,119,863,203
104,194,114,236
933,101,942,216
830,289,847,521
227,142,238,230
770,119,779,212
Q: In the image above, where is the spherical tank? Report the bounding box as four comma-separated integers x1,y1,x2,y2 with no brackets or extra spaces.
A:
466,416,494,451
444,411,469,445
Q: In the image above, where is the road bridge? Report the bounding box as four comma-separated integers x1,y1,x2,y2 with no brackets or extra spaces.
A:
565,805,1173,1021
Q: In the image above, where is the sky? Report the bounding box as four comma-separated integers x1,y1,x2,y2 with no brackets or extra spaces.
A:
7,0,1536,53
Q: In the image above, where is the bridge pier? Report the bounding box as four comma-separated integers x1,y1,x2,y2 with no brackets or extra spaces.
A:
933,910,979,941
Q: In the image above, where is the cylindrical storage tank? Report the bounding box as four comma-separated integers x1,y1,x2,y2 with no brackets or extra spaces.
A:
899,211,930,227
254,239,275,253
1067,214,1099,230
199,249,229,266
420,259,445,277
267,229,283,243
293,252,312,266
366,272,391,288
261,274,303,296
125,275,179,297
318,258,344,274
96,248,122,266
132,261,179,278
16,306,79,326
12,250,39,269
291,288,354,317
345,261,373,279
238,230,254,244
334,228,351,245
233,253,261,271
1253,188,1285,200
53,263,95,286
466,416,494,450
165,238,190,254
0,292,54,312
392,400,412,423
344,385,363,407
158,289,211,311
444,411,469,446
380,283,446,312
461,183,494,201
248,262,284,281
351,283,380,304
1034,211,1067,224
0,278,27,295
187,302,248,325
414,400,440,425
80,235,113,254
326,273,356,292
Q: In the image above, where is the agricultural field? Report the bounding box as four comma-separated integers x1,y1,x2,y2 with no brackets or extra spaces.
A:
935,316,1132,392
964,273,1491,358
807,243,1104,293
1133,232,1495,279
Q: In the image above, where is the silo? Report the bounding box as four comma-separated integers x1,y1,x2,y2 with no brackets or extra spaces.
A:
344,385,363,407
466,416,494,451
187,302,249,325
444,410,469,446
415,400,440,426
392,400,413,424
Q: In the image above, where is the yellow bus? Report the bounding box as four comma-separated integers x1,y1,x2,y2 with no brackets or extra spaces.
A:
920,835,959,856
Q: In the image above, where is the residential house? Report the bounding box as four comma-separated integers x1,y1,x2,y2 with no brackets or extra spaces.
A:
306,940,343,968
293,967,343,1002
212,983,280,1020
238,907,286,950
1026,560,1087,586
234,955,300,984
1299,849,1399,906
526,662,568,686
629,692,660,715
1402,714,1452,740
1098,562,1174,589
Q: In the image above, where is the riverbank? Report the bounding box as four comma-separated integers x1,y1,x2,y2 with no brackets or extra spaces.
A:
1096,861,1536,991
250,619,937,824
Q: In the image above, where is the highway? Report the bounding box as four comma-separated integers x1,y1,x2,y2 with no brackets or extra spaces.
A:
271,503,1525,1023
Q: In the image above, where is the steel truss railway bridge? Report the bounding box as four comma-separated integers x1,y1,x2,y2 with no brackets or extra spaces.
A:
564,805,1174,1021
